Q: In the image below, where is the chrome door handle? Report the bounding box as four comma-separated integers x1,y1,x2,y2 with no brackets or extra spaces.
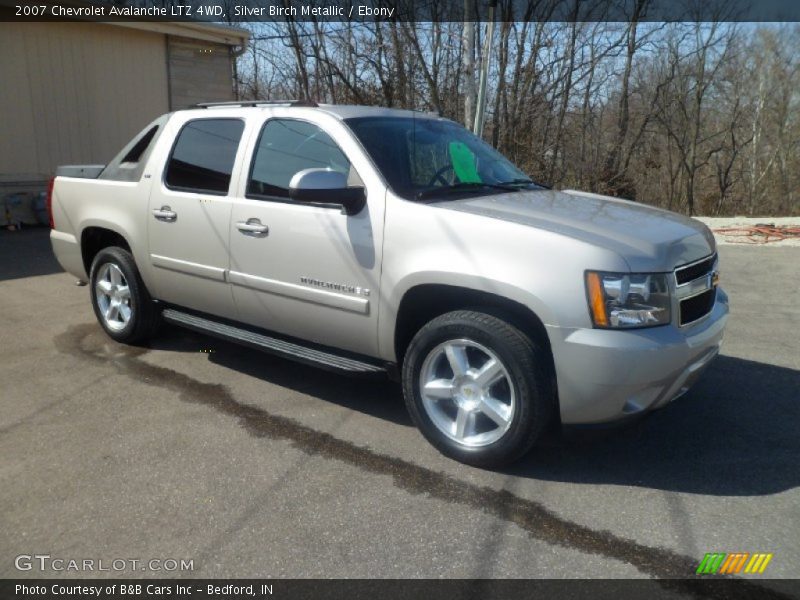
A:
236,218,269,236
152,206,177,222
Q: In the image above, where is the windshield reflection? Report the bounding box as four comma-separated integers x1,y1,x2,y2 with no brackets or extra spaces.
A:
345,116,544,201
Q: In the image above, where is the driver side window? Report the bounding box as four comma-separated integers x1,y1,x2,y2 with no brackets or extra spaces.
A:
247,119,354,200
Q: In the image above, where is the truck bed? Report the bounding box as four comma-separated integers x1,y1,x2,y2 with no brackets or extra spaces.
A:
55,165,105,179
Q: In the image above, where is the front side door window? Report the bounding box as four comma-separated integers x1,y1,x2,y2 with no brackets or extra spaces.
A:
247,119,354,200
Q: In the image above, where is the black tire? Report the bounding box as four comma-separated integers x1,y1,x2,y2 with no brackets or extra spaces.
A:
89,246,159,344
402,310,554,468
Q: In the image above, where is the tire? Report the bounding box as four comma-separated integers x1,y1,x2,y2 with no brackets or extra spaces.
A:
89,246,158,344
402,310,554,468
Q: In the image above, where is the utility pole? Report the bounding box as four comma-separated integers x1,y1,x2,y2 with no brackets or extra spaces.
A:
462,0,476,129
473,0,496,136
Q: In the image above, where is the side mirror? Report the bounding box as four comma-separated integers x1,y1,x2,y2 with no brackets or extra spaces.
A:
288,168,366,216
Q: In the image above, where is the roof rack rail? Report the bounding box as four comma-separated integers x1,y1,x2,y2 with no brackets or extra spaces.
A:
194,100,319,109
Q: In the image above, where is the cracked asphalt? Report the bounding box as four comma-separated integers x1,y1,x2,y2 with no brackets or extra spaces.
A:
0,229,798,593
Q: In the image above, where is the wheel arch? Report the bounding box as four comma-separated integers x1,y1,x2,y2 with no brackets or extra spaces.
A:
393,283,555,375
80,225,132,275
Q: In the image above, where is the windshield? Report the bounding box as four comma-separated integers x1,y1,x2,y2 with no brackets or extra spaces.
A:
344,116,541,201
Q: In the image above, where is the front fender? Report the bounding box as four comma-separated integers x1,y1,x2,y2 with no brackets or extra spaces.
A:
377,195,629,362
378,271,556,363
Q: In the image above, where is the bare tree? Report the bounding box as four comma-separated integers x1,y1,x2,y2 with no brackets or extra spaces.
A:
231,16,799,217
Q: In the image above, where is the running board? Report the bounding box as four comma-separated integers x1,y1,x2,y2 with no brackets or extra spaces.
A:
162,308,386,377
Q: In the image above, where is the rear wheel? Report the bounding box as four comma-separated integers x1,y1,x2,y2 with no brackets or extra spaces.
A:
402,310,554,467
89,246,158,344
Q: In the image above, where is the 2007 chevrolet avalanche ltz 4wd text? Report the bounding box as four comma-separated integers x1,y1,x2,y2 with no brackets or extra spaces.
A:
49,101,728,467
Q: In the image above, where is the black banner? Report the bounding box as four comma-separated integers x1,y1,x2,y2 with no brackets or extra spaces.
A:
2,579,800,600
3,0,800,23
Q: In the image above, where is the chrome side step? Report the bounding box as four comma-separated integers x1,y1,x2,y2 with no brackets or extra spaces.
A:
162,308,386,377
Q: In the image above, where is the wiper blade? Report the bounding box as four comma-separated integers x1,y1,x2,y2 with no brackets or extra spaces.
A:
495,178,550,189
416,182,517,201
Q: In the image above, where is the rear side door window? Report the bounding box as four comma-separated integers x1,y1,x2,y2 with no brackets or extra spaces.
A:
165,118,245,195
247,119,354,200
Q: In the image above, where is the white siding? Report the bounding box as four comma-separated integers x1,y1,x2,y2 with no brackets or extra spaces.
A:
0,22,170,185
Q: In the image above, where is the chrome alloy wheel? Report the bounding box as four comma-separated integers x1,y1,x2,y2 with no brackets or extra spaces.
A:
419,339,516,447
95,263,132,332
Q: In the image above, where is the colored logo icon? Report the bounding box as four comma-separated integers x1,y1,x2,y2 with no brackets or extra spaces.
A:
696,552,773,575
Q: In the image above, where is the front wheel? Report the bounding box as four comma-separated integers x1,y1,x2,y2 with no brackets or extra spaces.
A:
89,246,158,344
402,311,554,467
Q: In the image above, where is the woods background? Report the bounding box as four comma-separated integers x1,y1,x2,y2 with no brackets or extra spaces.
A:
211,2,799,216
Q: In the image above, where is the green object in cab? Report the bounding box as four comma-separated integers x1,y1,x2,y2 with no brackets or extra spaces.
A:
448,141,482,183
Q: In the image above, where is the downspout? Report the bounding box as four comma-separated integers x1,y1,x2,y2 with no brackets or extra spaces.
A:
229,41,248,101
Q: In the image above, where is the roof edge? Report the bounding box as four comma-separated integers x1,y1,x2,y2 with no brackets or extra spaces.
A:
111,20,249,47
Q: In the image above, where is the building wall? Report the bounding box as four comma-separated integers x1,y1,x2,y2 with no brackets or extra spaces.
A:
0,22,237,194
0,22,170,187
167,36,235,110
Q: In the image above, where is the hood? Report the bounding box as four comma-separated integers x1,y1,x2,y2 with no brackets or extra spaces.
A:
434,188,715,272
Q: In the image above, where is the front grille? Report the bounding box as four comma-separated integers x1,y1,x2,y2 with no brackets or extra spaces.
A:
675,254,716,285
675,254,717,326
680,288,717,325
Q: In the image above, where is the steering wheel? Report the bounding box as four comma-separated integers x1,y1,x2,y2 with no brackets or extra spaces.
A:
427,165,454,187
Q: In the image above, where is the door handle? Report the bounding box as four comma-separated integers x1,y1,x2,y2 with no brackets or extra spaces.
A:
152,206,177,222
236,218,269,236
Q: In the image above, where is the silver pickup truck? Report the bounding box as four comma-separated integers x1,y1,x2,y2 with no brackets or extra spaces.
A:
49,101,728,467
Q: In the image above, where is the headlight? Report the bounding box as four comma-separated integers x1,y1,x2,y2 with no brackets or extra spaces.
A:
585,271,671,328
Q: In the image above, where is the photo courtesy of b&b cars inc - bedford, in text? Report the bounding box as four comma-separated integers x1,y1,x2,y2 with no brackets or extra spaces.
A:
1,0,799,599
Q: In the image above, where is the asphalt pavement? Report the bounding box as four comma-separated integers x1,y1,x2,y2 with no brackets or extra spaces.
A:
1,228,798,592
